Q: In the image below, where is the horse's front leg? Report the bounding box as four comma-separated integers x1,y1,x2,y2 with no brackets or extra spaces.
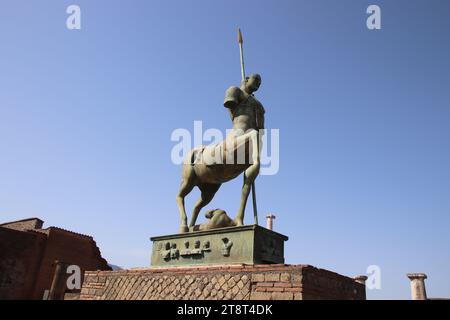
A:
235,131,260,226
235,163,260,226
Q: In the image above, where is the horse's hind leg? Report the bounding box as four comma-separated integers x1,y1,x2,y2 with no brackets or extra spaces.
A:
189,183,221,227
176,175,195,233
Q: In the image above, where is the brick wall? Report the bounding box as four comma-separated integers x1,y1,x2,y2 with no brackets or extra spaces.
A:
30,227,110,299
0,227,47,299
0,219,111,300
80,264,365,300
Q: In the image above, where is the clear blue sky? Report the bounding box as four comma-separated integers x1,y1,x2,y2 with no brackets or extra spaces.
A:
1,0,449,299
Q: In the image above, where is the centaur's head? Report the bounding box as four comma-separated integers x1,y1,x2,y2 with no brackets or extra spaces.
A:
241,74,261,94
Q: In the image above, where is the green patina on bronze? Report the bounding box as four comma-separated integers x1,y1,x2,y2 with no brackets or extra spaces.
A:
175,29,264,233
150,225,288,267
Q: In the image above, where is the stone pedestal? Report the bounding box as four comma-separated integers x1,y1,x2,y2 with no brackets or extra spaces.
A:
150,225,288,267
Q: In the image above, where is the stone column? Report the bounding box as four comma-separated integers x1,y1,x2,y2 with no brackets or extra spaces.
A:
353,275,368,300
48,260,69,300
407,273,427,300
266,214,276,230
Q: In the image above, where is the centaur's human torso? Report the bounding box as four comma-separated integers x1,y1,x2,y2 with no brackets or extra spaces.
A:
225,86,265,135
188,86,265,184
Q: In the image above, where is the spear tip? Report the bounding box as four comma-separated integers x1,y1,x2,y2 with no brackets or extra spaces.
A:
237,28,243,44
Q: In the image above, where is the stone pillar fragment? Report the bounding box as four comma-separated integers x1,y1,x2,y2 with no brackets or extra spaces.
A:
407,273,427,300
266,214,276,230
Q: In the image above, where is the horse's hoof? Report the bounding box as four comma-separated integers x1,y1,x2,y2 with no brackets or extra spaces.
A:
179,225,189,233
234,219,244,227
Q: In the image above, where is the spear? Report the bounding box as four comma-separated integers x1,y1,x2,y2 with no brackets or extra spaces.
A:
238,28,259,226
238,28,246,82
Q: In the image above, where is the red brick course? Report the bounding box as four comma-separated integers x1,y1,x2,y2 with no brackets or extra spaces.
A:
80,264,365,300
